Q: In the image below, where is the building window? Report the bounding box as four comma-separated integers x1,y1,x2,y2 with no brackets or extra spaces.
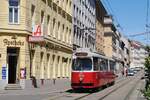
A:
31,5,35,19
62,24,65,41
69,29,71,44
53,18,56,37
66,27,68,42
47,15,51,35
41,11,44,24
58,21,60,39
9,0,19,24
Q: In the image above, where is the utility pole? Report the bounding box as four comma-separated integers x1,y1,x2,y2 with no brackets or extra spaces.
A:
146,0,150,45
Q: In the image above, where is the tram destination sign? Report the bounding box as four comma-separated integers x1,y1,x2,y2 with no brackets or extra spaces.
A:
75,52,88,56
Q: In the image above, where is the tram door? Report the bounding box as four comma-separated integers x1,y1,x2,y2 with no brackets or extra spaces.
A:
7,47,19,84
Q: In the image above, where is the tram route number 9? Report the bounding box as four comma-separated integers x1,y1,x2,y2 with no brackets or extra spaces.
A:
75,52,88,56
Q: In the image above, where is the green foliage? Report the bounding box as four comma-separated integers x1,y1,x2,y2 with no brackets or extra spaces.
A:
145,57,150,70
145,45,150,56
143,55,150,99
142,86,150,100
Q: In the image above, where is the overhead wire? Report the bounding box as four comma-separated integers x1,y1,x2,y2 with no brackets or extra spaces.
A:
127,0,150,44
102,0,124,31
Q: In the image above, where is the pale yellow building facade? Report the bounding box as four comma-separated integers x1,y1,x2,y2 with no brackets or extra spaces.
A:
103,22,114,58
96,20,105,54
0,0,72,89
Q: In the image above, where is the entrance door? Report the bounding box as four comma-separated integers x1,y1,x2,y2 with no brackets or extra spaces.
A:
7,48,19,84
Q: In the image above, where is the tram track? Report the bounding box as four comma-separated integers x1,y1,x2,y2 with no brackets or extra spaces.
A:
123,79,140,100
98,71,143,100
123,73,143,100
76,76,129,100
98,77,133,100
46,76,131,100
47,91,92,100
75,77,132,100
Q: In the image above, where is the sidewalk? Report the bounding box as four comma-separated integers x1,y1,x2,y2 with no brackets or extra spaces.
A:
0,78,71,96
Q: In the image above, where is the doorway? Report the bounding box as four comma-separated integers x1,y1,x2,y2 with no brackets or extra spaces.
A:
7,47,19,84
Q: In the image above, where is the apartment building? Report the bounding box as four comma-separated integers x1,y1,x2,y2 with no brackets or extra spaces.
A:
0,0,72,89
95,0,106,55
130,40,147,68
103,16,126,75
113,31,124,75
121,37,130,67
73,0,96,51
103,15,117,58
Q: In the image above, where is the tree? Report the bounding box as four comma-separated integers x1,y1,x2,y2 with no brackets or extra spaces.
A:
144,45,150,92
145,45,150,56
145,56,150,70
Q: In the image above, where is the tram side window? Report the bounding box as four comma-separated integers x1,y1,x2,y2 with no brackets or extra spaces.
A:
99,59,106,71
93,57,99,71
110,61,115,71
103,59,108,71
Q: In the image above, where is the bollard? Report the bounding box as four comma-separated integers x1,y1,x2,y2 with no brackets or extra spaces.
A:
53,79,55,85
31,76,37,88
41,79,44,85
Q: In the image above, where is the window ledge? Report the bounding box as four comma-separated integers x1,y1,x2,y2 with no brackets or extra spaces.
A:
8,23,20,25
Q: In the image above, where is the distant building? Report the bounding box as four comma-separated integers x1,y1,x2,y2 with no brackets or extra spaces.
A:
130,40,147,68
121,37,130,68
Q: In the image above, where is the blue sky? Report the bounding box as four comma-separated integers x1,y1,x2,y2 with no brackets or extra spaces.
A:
101,0,149,45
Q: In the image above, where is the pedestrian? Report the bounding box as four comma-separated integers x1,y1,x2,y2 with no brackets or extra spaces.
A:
122,69,124,76
125,67,127,77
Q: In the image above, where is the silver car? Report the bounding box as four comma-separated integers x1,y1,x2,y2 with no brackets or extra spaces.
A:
127,69,134,76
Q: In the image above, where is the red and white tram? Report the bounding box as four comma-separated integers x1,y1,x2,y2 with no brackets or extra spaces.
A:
71,49,116,90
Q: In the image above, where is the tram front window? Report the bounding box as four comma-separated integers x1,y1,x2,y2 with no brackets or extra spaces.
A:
72,58,92,71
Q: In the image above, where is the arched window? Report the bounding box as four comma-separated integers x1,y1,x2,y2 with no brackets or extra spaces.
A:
58,22,60,39
53,18,56,37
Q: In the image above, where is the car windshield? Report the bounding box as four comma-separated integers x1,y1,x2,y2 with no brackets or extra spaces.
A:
128,69,134,73
72,58,92,71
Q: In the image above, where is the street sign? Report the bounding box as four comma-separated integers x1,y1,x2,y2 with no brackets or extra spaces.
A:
20,68,26,79
32,25,43,36
2,66,6,80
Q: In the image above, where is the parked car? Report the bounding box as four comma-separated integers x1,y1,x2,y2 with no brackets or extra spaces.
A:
134,67,142,72
127,69,135,76
130,68,137,74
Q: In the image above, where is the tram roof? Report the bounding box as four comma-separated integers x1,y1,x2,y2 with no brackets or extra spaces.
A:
73,48,114,61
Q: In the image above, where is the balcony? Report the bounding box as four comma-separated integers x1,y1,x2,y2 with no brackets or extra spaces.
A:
104,15,113,25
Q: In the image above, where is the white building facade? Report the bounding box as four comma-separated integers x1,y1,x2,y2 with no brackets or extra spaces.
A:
130,41,147,68
121,37,130,67
73,0,96,51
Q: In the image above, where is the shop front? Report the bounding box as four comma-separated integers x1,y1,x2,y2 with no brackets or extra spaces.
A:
0,34,28,89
